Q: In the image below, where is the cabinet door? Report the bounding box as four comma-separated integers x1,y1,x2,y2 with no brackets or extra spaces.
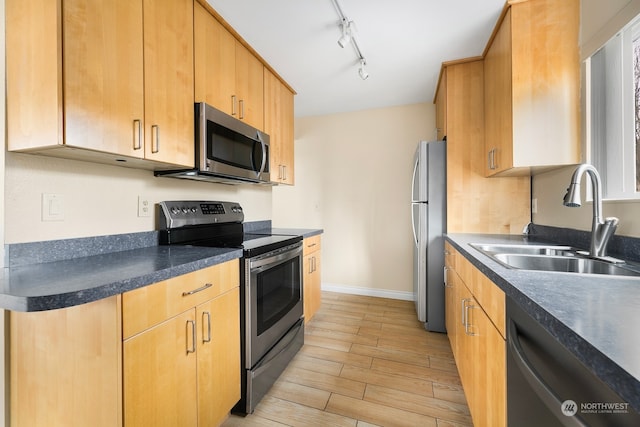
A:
123,309,198,427
197,288,241,427
194,2,236,115
435,71,447,140
10,296,122,427
235,42,264,130
484,8,513,176
470,303,506,426
143,0,195,167
444,264,458,357
63,0,144,157
265,69,295,184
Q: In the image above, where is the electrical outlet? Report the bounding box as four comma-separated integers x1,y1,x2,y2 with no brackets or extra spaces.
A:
138,196,151,217
532,198,538,214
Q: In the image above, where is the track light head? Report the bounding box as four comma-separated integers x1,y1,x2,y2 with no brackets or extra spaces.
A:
338,19,352,48
358,59,369,80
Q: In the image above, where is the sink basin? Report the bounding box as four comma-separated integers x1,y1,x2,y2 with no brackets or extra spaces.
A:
470,243,578,257
492,254,640,277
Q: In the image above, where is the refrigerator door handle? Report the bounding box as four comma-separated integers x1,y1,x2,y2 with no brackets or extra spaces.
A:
411,151,419,202
411,204,418,247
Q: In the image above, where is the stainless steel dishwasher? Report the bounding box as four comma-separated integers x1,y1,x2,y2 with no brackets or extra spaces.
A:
507,299,640,427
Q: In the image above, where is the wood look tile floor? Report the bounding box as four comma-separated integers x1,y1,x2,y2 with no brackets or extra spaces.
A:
222,292,473,427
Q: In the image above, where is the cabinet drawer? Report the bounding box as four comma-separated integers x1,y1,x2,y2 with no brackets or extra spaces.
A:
303,235,321,256
444,241,457,270
123,260,239,339
455,250,505,339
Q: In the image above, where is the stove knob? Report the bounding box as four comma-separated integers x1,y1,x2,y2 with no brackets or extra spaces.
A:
171,207,180,215
190,207,197,213
182,207,189,214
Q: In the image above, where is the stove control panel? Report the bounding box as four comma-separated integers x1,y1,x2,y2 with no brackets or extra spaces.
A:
157,200,244,229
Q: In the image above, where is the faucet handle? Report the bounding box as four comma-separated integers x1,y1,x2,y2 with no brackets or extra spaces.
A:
605,217,619,227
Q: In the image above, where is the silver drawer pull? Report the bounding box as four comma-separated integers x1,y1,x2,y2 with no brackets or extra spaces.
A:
182,283,213,297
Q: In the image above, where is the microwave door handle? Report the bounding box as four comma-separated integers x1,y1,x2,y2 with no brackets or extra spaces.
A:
258,133,267,175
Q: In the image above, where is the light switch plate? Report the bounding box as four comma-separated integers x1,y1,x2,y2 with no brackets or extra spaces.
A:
42,193,64,221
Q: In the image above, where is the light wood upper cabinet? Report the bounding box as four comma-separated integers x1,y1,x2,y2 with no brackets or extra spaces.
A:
194,3,237,116
435,71,447,140
62,0,144,158
442,60,530,235
6,0,194,170
235,42,265,130
265,69,295,185
195,3,265,130
484,0,580,176
142,0,195,167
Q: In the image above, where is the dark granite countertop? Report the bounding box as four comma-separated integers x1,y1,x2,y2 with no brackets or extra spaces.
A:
1,245,243,312
0,224,323,313
446,233,640,412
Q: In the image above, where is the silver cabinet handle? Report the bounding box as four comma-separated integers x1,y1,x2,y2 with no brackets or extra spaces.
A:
186,320,196,354
461,298,468,326
444,266,451,288
239,99,245,119
202,312,212,343
231,95,237,116
488,148,498,170
151,125,159,154
133,120,142,150
464,303,478,336
182,283,213,297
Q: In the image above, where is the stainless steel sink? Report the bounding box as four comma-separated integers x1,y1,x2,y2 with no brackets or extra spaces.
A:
470,243,640,277
492,254,640,277
470,243,578,257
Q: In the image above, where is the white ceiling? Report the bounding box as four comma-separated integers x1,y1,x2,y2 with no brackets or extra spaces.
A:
206,0,506,117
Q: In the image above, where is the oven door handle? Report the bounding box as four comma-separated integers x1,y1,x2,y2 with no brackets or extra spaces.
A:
251,320,303,379
250,244,302,270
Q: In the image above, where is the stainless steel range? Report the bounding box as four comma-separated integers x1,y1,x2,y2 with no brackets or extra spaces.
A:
157,201,304,415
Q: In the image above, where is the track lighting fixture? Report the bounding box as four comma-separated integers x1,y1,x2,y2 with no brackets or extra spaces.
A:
331,0,370,80
358,59,369,80
338,19,352,48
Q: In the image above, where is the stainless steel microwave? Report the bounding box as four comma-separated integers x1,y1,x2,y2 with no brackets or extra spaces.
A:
155,102,270,184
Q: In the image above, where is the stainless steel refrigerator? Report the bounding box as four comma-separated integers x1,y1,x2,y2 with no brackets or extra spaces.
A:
411,140,446,332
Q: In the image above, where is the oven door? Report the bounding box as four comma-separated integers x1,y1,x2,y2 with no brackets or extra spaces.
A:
246,242,303,367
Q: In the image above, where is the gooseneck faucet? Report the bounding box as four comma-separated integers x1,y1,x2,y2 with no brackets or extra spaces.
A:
563,164,619,257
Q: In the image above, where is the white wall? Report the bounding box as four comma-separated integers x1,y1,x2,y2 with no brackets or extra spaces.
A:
273,103,434,298
5,153,272,243
533,0,640,238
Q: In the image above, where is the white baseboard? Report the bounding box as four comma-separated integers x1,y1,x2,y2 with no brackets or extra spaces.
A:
321,282,414,301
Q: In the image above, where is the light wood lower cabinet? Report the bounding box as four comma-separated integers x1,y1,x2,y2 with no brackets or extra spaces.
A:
124,309,198,426
445,242,506,426
303,235,322,322
196,288,241,427
123,260,240,427
8,260,240,427
9,296,123,427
